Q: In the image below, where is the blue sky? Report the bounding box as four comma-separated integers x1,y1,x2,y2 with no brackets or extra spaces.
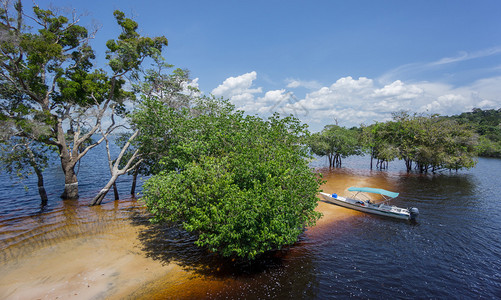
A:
38,0,501,131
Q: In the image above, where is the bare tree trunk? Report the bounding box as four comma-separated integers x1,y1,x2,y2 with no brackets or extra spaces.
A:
131,168,138,196
61,165,78,199
92,174,119,206
57,120,79,199
56,97,113,200
25,144,48,204
113,182,119,200
405,158,412,172
34,167,48,204
90,130,142,206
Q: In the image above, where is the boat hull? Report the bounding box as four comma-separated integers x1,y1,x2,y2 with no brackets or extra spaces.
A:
319,192,411,220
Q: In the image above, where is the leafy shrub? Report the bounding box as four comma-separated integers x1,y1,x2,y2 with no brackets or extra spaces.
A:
142,99,322,259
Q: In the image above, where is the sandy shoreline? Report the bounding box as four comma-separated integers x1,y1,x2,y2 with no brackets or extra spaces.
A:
0,220,181,300
0,197,354,299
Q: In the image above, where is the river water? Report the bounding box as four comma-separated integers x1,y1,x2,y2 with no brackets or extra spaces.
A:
1,151,500,298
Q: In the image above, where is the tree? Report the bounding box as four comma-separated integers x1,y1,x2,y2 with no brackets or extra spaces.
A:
448,108,501,157
89,129,142,206
0,76,54,202
309,124,361,167
0,1,167,199
141,98,322,260
0,137,53,203
89,62,197,206
360,122,399,170
391,111,478,173
358,112,478,173
128,63,194,176
476,135,501,157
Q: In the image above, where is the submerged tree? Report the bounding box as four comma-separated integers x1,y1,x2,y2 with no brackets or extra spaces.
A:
309,125,361,167
89,129,142,206
0,1,167,199
390,111,478,173
0,138,54,203
360,122,399,170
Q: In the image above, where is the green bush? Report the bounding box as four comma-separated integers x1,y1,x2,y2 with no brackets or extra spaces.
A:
141,99,322,260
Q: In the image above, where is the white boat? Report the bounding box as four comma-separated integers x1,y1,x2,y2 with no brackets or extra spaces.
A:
319,187,419,221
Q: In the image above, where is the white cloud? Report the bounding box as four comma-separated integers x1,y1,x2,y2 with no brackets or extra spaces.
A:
181,77,201,97
211,72,307,115
286,78,322,90
211,72,501,132
373,80,423,99
236,89,307,116
252,89,288,113
430,46,501,66
211,71,262,106
331,76,373,92
420,94,467,112
289,76,501,130
380,46,501,83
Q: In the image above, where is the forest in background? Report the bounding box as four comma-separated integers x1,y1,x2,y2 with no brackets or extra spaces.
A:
308,108,501,173
447,108,501,158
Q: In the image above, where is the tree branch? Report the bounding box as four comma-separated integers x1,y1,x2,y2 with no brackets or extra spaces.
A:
125,156,143,174
113,129,139,171
103,135,113,172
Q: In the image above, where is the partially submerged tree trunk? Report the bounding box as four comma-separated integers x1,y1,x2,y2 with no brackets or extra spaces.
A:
113,182,119,200
335,153,342,167
2,140,51,204
90,130,142,206
34,168,48,204
93,174,120,206
27,147,48,204
130,168,139,196
60,164,79,199
405,158,413,172
55,98,113,199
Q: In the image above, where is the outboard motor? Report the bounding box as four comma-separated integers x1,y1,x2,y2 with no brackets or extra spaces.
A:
409,207,419,220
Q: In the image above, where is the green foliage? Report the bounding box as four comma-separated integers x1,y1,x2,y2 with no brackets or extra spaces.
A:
360,121,400,169
476,136,501,157
0,1,168,136
129,64,191,175
141,97,322,260
0,1,169,198
362,111,478,172
308,125,361,166
447,108,501,157
0,138,54,185
106,10,168,74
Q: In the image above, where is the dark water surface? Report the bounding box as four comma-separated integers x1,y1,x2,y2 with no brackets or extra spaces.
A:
1,153,501,299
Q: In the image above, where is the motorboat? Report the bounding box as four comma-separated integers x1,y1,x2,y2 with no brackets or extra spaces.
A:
319,187,419,221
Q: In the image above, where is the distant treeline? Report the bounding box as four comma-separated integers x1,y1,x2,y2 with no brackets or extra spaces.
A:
309,108,501,173
446,108,501,158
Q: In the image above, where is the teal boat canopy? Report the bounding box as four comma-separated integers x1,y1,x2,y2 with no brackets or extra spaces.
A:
348,187,399,198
